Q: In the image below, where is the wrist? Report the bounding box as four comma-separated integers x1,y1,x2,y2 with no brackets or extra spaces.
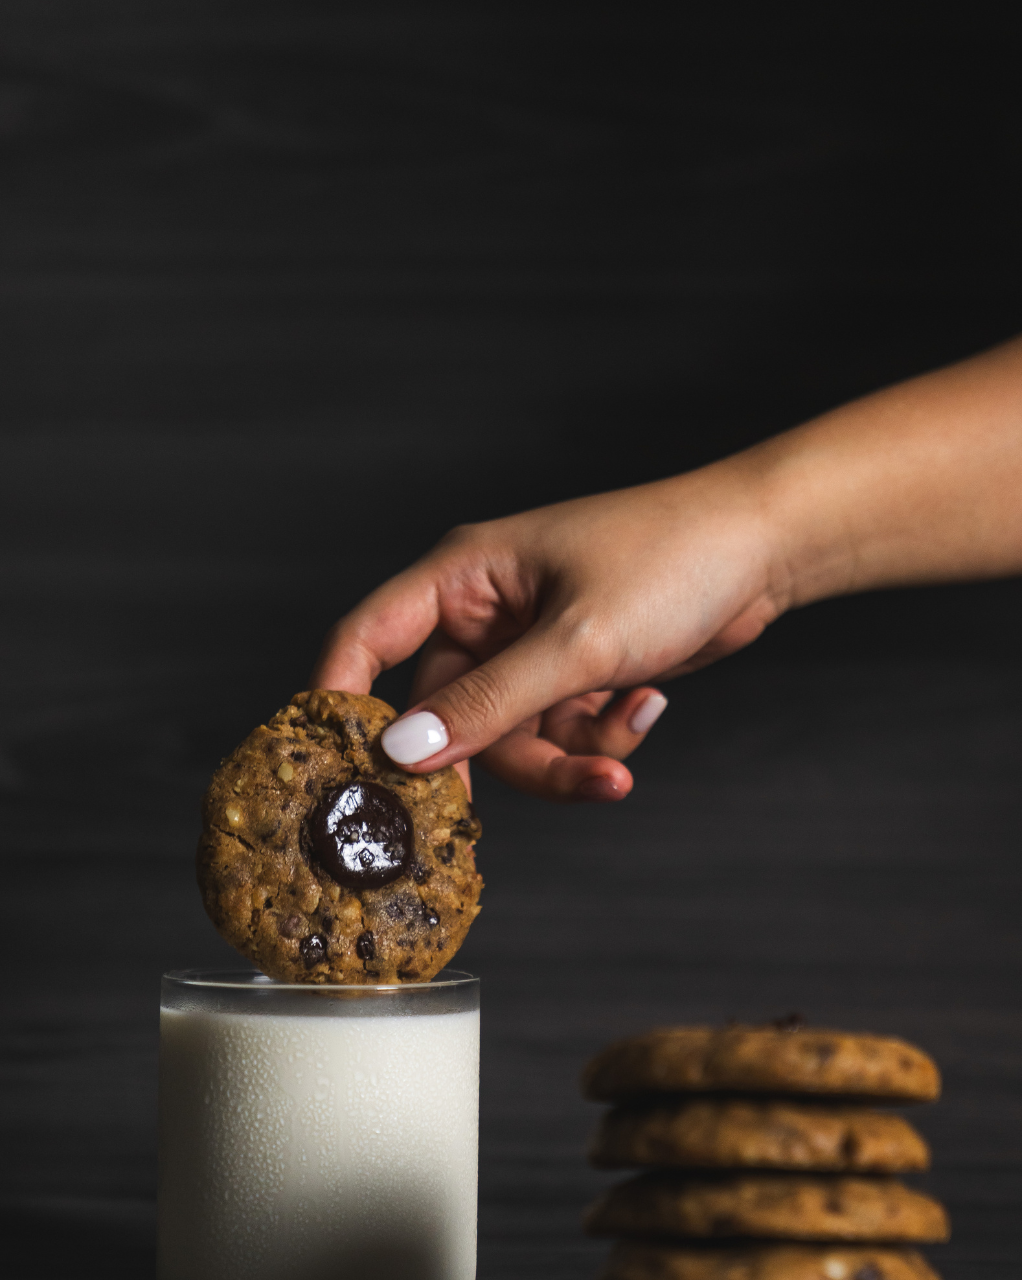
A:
752,416,869,613
658,453,798,629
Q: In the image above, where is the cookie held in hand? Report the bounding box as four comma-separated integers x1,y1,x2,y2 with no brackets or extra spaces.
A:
197,690,483,984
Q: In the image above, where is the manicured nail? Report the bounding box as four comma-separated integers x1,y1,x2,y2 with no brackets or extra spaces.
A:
628,691,668,735
381,711,449,765
576,776,625,802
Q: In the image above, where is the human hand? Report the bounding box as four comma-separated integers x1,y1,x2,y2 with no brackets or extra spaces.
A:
314,336,1022,802
311,456,784,801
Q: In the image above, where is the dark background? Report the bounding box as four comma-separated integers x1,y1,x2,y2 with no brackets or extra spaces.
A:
1,3,1021,1277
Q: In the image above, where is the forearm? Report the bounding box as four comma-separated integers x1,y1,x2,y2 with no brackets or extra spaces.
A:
751,335,1022,610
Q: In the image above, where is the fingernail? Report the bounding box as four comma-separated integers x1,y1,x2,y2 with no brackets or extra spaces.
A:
381,711,449,765
628,691,668,735
576,776,625,802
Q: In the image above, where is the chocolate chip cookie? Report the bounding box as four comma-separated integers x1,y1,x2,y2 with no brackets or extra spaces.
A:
583,1173,950,1242
598,1242,940,1280
197,690,483,983
589,1100,930,1173
581,1026,940,1103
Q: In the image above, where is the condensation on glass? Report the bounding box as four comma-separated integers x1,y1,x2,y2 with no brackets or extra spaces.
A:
158,969,480,1280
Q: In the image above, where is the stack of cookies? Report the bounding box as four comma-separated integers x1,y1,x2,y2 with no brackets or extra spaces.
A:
580,1022,949,1280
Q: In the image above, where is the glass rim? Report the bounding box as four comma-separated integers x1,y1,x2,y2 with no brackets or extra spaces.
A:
162,967,478,993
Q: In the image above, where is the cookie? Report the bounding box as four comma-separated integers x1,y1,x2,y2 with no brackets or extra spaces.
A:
598,1241,941,1280
197,690,483,984
583,1173,950,1242
589,1100,930,1172
581,1026,940,1103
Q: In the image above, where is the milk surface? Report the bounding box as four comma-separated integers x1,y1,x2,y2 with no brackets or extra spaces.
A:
158,1004,478,1280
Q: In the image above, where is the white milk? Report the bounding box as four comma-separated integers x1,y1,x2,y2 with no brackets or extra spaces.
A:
158,1005,479,1280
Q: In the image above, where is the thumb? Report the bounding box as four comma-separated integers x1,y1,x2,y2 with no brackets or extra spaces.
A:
380,621,597,770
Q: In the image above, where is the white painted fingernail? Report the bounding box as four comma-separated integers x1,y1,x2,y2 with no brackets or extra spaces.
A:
381,711,449,765
628,691,668,735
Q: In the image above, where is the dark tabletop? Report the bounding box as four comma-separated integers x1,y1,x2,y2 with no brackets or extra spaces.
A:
4,664,1022,1278
1,4,1020,1277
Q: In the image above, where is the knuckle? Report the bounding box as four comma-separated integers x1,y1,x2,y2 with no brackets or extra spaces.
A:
440,666,506,736
553,609,618,679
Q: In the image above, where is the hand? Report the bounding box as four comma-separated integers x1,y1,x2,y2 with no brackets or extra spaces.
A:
311,457,784,801
312,335,1022,802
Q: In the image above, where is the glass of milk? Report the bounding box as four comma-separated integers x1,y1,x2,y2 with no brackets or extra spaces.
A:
158,969,479,1280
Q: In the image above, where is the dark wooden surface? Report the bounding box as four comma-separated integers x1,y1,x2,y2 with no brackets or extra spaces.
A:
3,662,1022,1278
1,4,1021,1277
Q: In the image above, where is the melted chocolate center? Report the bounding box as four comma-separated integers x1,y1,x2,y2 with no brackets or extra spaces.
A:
305,780,413,888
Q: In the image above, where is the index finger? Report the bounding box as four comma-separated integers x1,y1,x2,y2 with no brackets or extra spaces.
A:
310,561,443,693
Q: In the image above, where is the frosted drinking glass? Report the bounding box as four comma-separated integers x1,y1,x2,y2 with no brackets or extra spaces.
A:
158,969,479,1280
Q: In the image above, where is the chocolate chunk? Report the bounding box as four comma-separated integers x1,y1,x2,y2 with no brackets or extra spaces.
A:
771,1011,807,1032
438,841,457,865
304,780,414,888
356,930,376,960
277,913,304,939
452,805,482,840
422,905,440,928
409,857,432,884
291,751,308,763
382,892,419,923
299,934,327,967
